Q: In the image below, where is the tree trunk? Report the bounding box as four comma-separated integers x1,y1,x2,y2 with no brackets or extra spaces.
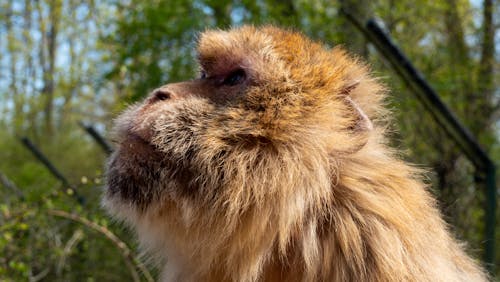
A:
5,1,21,132
39,0,62,135
339,0,371,58
475,0,495,127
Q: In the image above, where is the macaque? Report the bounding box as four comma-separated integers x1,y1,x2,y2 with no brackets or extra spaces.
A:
103,26,487,281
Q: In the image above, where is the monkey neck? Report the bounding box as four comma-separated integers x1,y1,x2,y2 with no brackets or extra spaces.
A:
293,143,479,281
225,143,463,281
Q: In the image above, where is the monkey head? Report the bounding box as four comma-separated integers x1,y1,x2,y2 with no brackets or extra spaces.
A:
103,26,386,269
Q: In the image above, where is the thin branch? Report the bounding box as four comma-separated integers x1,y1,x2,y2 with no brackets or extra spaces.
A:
48,210,154,282
29,268,50,282
56,229,84,276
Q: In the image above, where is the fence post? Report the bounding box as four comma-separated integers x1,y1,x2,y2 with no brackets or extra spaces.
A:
21,137,85,204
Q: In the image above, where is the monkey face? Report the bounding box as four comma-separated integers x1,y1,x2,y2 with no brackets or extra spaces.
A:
104,26,381,217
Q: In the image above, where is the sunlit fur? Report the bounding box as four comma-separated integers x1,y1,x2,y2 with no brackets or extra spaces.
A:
103,26,487,281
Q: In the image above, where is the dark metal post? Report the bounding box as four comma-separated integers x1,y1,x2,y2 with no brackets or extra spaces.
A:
341,9,497,273
21,137,85,204
0,171,25,200
484,164,497,270
78,121,113,155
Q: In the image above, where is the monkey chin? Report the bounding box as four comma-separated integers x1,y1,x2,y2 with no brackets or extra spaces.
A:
103,127,169,219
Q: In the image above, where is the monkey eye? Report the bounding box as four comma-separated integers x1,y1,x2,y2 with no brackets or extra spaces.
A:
222,69,246,86
200,70,207,79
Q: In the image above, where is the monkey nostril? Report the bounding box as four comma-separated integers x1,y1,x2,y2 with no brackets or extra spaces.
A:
153,89,171,101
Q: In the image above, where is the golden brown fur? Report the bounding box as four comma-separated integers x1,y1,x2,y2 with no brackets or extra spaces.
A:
103,26,487,281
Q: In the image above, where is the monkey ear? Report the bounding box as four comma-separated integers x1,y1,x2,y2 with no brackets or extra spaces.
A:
345,96,373,132
340,79,361,96
340,80,373,133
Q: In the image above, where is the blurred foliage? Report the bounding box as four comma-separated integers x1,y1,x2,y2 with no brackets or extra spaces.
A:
0,0,498,280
